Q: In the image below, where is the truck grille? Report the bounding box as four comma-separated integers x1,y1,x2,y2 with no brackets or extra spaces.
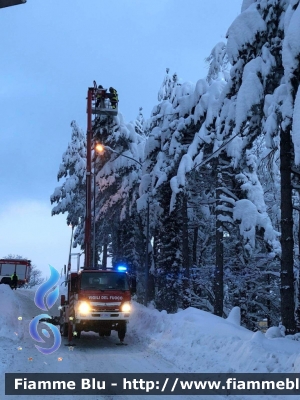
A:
91,313,120,318
91,306,119,312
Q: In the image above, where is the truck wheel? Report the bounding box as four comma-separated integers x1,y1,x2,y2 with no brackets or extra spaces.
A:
104,330,111,337
60,323,68,337
118,322,126,341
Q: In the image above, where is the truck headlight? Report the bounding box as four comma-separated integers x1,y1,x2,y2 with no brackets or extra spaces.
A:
78,301,90,314
121,302,131,312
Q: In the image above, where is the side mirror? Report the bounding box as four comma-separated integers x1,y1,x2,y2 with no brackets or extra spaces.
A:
70,275,78,293
60,295,66,306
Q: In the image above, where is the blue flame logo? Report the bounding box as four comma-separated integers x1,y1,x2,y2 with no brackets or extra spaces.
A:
34,265,60,310
29,265,61,355
29,314,61,355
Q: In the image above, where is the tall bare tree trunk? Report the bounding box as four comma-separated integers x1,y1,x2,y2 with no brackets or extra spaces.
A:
280,126,296,334
102,242,108,269
296,207,300,331
182,195,190,308
193,227,198,266
214,173,224,317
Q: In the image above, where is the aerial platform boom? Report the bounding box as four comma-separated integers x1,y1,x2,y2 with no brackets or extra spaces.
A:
84,83,118,270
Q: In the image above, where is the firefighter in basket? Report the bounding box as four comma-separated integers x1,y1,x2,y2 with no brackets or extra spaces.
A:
96,85,107,108
109,87,118,109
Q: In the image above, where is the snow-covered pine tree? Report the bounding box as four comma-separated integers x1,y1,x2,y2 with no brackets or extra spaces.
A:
214,0,290,326
50,121,86,246
281,0,300,333
165,43,230,315
158,68,181,102
141,107,180,310
141,62,228,311
92,111,145,286
134,107,145,136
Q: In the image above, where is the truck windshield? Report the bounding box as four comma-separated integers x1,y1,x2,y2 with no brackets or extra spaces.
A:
80,272,129,291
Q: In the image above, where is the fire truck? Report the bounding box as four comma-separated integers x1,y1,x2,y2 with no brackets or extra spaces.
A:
0,258,31,287
59,83,136,343
59,265,136,342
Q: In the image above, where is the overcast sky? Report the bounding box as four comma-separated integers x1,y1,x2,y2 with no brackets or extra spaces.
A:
0,0,242,278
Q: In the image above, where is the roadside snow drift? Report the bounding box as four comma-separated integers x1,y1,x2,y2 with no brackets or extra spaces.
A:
0,284,22,341
130,302,300,374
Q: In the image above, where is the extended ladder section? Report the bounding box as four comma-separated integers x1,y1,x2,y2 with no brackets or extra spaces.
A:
92,88,118,116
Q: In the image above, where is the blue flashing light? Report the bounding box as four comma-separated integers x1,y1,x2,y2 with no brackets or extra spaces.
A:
117,265,127,272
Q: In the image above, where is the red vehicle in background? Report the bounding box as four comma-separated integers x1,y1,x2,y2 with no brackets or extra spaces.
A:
0,259,31,287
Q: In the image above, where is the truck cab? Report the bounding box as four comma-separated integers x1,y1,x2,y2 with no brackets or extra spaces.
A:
0,259,31,288
60,268,135,342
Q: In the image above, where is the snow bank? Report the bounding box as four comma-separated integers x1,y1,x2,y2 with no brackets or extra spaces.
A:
130,301,300,373
0,284,22,341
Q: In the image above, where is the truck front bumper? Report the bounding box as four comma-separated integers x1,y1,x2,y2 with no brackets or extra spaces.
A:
75,311,130,322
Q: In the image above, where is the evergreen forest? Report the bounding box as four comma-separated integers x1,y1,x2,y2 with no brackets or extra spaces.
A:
51,0,300,335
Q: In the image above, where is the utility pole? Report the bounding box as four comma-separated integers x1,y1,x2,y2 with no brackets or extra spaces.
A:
84,87,93,270
93,168,97,269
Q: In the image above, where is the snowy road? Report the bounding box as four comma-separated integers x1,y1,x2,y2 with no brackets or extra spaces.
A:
1,287,299,400
0,289,206,400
